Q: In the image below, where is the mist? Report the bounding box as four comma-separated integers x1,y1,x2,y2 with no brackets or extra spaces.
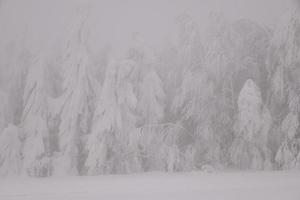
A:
0,1,300,199
0,0,291,58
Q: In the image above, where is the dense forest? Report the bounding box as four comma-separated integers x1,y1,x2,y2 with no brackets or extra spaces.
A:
0,3,300,177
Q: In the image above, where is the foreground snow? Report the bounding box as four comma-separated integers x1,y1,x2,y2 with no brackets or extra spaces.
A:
0,171,300,200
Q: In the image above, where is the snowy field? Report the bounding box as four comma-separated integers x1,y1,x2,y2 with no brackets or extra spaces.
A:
0,171,300,200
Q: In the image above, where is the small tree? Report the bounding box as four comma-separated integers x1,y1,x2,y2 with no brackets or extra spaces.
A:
230,79,272,170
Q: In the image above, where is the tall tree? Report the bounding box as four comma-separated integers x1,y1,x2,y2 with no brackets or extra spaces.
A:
268,5,300,169
53,15,97,176
172,14,221,169
127,34,180,172
21,57,51,177
85,60,139,174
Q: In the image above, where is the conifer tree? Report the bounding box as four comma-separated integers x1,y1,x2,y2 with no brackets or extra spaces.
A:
54,14,96,176
85,60,139,174
268,5,300,169
22,57,51,177
230,79,272,170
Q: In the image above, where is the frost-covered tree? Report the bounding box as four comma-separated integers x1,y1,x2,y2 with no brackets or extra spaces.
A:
0,124,22,177
230,79,272,170
53,15,97,176
85,60,139,175
127,35,182,172
172,68,217,168
267,5,300,169
172,14,236,169
21,57,51,177
170,15,210,169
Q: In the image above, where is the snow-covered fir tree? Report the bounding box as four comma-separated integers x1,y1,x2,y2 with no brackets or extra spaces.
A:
268,5,300,170
230,79,272,170
21,57,51,177
85,60,139,175
170,15,207,170
136,67,176,172
173,14,235,169
128,34,182,172
53,16,97,176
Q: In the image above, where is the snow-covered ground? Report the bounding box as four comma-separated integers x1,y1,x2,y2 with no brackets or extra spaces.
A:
0,171,300,200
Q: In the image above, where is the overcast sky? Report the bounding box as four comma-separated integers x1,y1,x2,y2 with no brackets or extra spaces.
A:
0,0,293,57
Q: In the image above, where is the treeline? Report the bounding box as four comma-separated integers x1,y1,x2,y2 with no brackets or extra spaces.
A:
0,8,300,177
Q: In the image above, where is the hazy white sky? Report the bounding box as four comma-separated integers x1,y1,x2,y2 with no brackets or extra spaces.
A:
0,0,293,57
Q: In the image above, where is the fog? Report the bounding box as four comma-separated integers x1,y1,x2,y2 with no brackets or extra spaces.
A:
0,0,291,57
1,1,300,199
